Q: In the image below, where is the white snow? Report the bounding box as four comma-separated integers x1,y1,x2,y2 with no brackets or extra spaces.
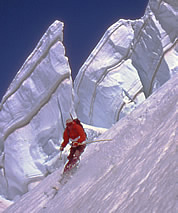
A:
39,72,178,213
0,196,13,213
0,20,76,200
74,0,178,127
0,0,177,210
74,20,146,128
5,72,178,213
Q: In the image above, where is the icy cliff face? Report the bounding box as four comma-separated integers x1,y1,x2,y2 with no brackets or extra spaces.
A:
0,20,76,200
74,0,178,128
5,72,178,213
0,19,107,201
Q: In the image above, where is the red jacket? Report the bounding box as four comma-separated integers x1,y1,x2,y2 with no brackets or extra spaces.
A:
61,121,86,149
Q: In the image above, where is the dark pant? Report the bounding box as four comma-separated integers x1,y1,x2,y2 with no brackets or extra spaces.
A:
67,144,86,160
64,144,86,173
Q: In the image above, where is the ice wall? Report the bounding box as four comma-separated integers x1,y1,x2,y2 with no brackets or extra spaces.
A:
0,20,75,200
74,0,178,128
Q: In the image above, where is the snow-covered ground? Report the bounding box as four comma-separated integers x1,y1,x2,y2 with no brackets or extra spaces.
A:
0,0,177,210
0,196,13,213
5,73,177,213
0,0,177,202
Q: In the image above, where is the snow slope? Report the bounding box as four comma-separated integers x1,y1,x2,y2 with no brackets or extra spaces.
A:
5,72,178,213
0,0,177,204
0,196,13,213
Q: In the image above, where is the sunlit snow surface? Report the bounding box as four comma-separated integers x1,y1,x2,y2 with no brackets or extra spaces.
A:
0,0,177,208
5,73,178,213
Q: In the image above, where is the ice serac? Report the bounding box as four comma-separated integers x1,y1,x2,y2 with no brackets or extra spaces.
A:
74,0,178,128
74,20,146,128
0,20,75,200
133,0,178,96
5,73,178,213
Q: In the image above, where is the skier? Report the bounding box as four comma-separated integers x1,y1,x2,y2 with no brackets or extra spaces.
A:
60,118,87,173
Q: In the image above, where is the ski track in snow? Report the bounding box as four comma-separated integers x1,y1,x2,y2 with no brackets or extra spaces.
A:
46,116,176,213
37,74,177,213
4,74,178,213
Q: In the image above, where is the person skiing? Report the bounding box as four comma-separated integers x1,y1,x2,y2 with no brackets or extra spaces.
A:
60,118,87,173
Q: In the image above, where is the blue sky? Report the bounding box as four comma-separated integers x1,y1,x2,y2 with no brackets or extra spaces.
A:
0,0,148,101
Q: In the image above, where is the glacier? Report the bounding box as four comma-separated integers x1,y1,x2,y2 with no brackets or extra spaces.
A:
4,71,178,213
0,0,177,210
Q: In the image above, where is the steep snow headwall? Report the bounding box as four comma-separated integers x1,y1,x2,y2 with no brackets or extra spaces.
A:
74,0,178,128
43,74,178,213
5,72,178,213
0,21,75,200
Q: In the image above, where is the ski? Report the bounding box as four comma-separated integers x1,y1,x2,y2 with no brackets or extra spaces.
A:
50,164,78,199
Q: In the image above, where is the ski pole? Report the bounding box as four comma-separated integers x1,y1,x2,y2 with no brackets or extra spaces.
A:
70,113,74,120
72,139,112,147
84,139,112,145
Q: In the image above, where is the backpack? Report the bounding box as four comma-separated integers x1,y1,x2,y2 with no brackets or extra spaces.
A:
74,118,87,138
73,118,83,128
